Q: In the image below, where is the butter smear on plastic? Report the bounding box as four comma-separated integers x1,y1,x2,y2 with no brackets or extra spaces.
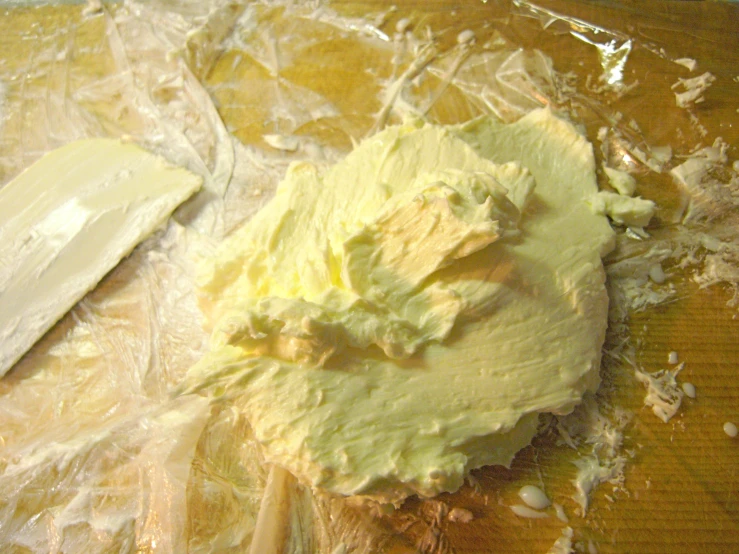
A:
0,139,203,377
185,108,617,505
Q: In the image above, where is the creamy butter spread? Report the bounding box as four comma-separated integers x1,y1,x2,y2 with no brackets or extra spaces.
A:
186,108,615,504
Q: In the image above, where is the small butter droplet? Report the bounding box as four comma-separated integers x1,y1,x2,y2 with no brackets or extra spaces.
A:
682,382,696,399
448,507,474,523
263,134,299,152
723,422,738,438
518,485,551,510
457,29,475,44
648,264,666,284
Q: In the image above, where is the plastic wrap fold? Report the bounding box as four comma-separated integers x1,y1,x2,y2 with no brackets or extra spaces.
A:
0,1,737,552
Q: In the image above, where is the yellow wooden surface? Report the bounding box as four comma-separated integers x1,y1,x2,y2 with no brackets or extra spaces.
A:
0,1,737,553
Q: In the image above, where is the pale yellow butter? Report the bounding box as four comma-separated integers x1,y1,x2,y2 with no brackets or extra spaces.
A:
604,166,637,196
186,108,615,505
589,190,655,228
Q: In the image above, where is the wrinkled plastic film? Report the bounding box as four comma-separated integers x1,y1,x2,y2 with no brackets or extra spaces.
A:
1,1,737,553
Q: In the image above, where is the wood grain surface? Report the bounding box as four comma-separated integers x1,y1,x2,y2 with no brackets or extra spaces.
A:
1,1,737,553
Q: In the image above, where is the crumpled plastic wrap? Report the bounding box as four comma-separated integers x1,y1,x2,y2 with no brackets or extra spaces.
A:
1,1,737,552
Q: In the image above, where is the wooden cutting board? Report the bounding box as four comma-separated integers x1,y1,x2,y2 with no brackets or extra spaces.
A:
0,1,737,552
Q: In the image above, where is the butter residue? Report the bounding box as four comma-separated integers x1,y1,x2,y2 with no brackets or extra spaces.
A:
635,364,684,423
184,108,615,505
0,138,203,377
572,455,627,514
510,504,548,519
672,72,715,108
547,526,574,554
588,191,655,228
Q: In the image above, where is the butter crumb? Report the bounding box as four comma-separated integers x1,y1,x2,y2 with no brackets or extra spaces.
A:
263,134,300,152
635,364,684,423
648,264,666,284
604,166,636,196
589,191,655,228
547,526,574,554
672,72,716,108
674,58,697,72
447,507,474,523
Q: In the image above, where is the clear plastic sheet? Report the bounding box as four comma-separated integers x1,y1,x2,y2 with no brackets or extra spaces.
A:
1,1,737,552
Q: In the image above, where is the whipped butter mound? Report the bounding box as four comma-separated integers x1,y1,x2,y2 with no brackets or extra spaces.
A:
186,108,615,505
